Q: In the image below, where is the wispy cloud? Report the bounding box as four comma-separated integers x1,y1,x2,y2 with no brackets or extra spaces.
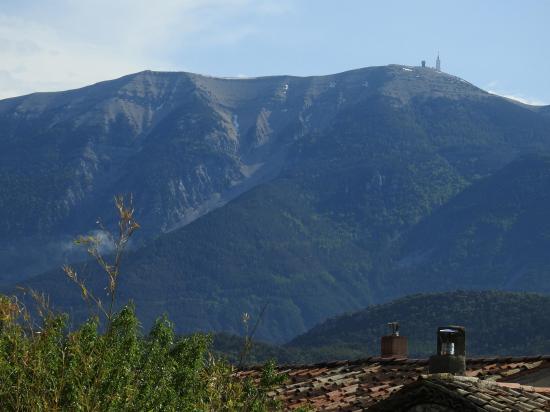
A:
0,0,293,99
0,14,147,99
488,91,548,106
486,80,547,106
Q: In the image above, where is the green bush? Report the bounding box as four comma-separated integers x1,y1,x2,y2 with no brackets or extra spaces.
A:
0,298,284,411
0,196,285,411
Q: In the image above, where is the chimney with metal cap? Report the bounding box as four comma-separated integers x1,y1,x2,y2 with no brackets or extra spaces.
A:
381,322,408,358
428,326,466,375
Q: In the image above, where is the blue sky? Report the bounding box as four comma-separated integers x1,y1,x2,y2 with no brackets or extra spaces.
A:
1,0,548,104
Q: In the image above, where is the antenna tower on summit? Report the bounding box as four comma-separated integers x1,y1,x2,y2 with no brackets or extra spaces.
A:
436,52,441,72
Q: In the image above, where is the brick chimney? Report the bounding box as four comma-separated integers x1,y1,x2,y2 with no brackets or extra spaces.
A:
428,326,466,375
381,322,408,358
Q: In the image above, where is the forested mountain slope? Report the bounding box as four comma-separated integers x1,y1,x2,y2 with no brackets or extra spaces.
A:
390,154,550,297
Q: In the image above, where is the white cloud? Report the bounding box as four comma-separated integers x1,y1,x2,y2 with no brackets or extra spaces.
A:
488,90,547,106
61,229,116,255
0,13,159,99
0,0,293,99
486,80,547,106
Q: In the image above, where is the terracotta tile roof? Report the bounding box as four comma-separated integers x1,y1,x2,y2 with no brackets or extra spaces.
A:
239,356,550,411
368,374,550,412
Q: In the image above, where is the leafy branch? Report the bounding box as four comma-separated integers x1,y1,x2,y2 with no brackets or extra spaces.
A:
62,194,140,328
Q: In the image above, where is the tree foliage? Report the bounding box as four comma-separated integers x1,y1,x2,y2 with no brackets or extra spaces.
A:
0,299,284,411
0,196,285,411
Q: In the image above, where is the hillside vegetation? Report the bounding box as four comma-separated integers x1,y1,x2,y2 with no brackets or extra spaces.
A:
288,290,550,359
390,154,550,297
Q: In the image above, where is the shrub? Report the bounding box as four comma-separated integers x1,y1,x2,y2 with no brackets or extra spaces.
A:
0,195,284,411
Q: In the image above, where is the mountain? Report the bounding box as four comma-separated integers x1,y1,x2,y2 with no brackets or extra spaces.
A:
2,65,540,282
287,290,550,359
4,65,550,342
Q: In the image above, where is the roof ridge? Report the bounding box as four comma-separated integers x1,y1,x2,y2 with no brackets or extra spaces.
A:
424,373,550,393
241,354,550,371
495,381,550,393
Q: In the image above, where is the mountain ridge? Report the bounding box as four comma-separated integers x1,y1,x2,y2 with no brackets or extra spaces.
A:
0,64,497,282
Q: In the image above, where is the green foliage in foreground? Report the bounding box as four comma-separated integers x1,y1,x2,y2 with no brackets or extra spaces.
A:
0,195,288,411
0,297,285,412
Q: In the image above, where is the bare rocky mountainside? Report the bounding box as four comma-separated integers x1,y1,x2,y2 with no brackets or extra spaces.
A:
2,65,550,342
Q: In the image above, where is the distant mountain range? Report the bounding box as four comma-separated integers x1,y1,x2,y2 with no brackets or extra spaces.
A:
1,65,550,342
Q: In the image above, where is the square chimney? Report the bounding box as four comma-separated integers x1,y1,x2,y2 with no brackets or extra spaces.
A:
381,322,408,358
